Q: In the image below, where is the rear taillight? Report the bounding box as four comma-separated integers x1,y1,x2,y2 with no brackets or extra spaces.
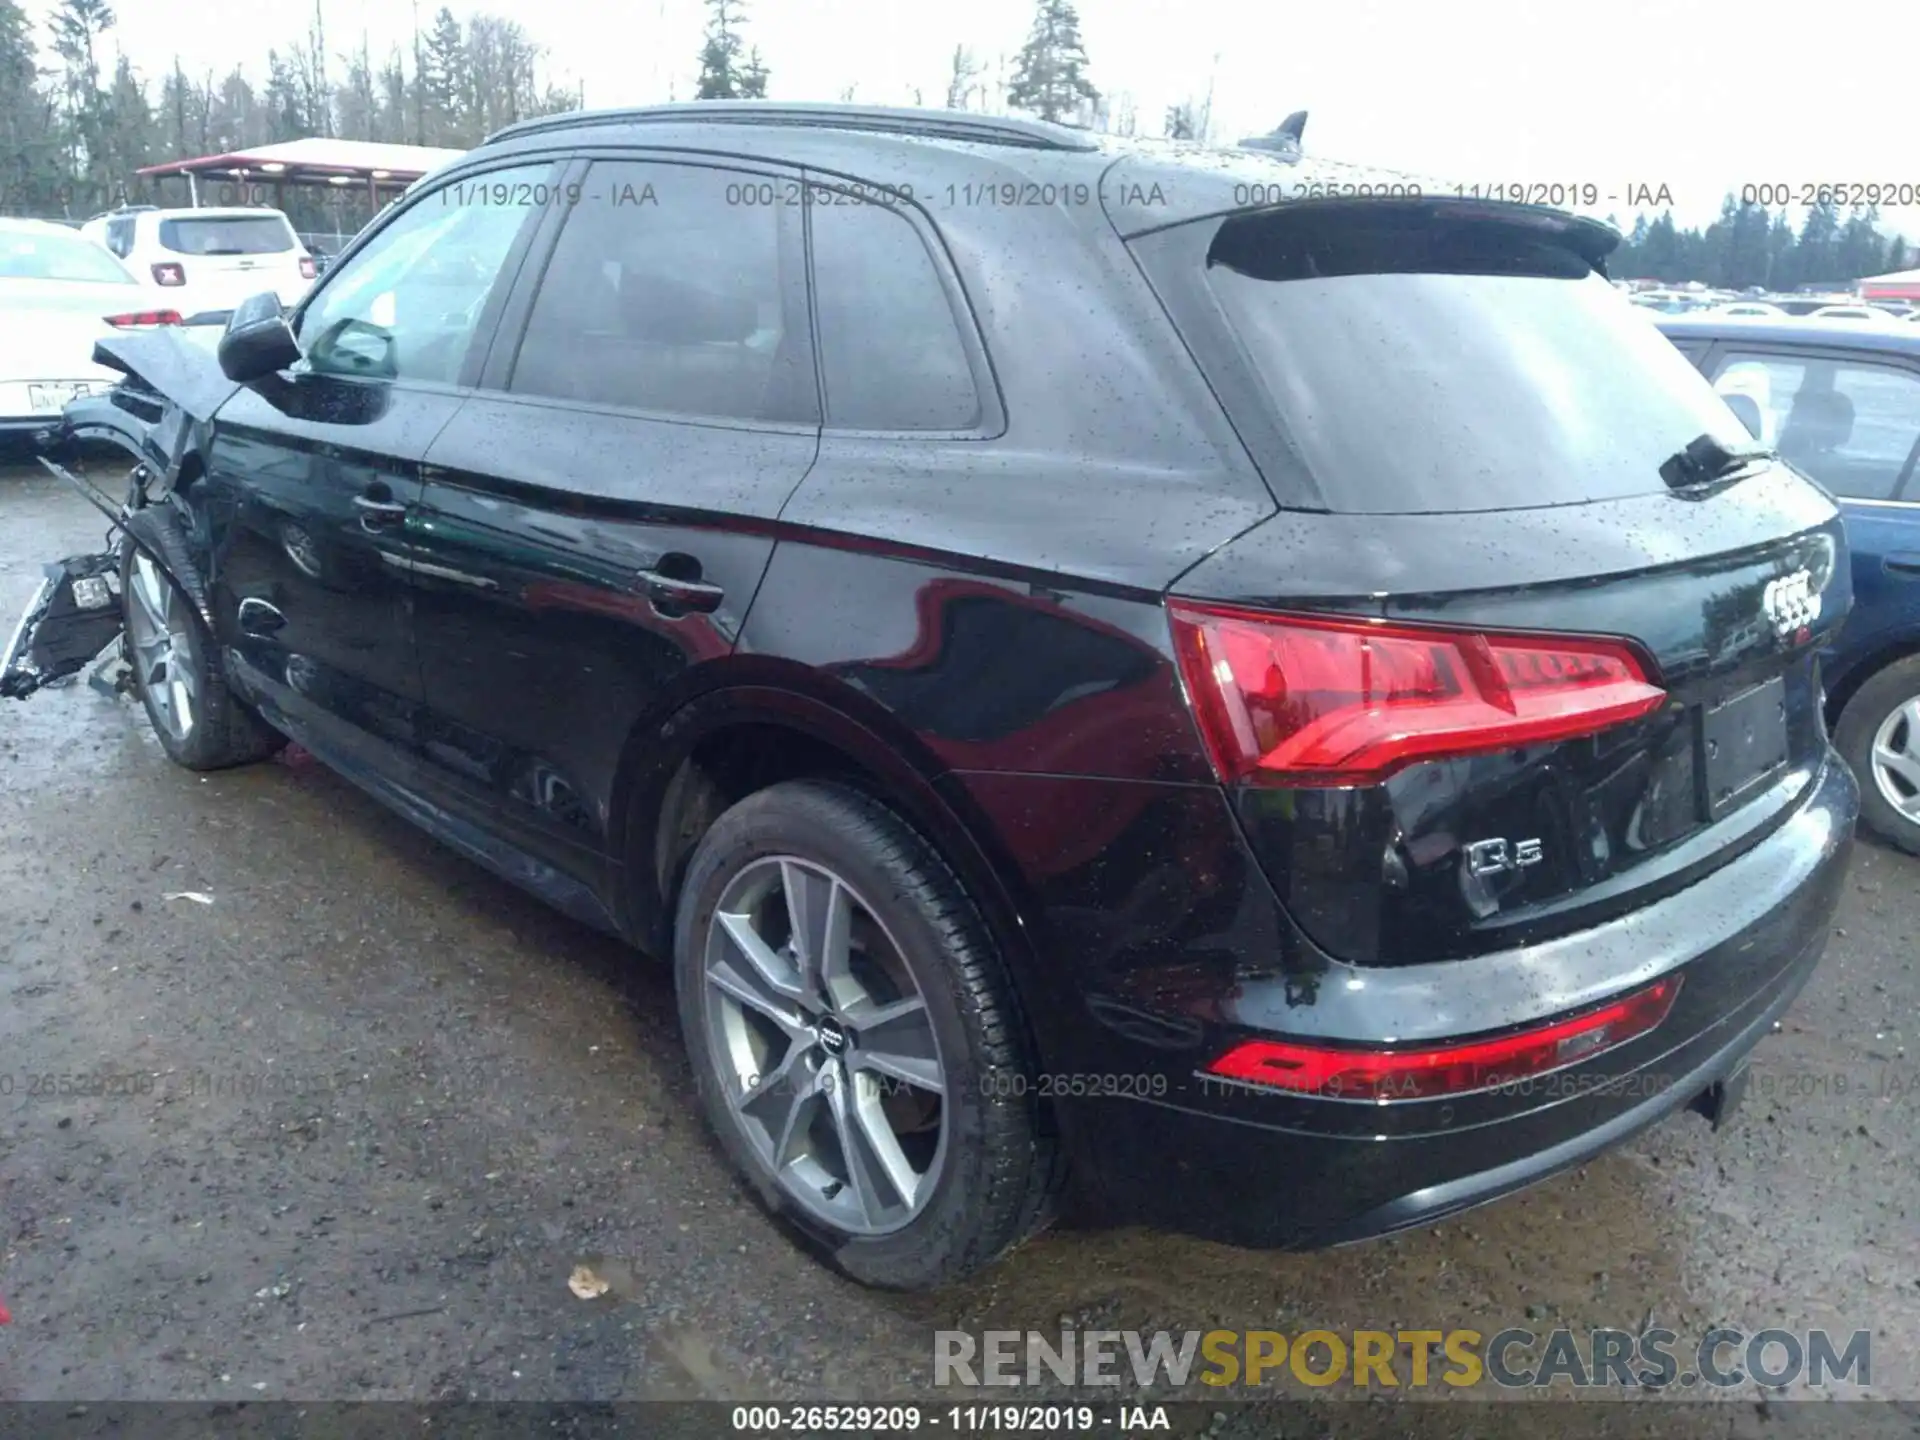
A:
105,309,183,327
1206,976,1682,1101
1166,601,1666,786
151,262,185,286
298,256,317,279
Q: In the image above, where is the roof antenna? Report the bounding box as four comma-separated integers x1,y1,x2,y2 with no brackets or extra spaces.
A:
1240,109,1307,160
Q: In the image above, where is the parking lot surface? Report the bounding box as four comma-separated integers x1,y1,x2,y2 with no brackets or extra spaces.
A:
1,459,1915,1430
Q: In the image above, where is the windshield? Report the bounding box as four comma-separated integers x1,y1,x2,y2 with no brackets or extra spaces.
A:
159,215,295,255
0,228,135,284
1201,204,1758,513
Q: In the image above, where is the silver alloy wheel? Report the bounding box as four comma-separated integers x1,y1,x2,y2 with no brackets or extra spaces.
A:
125,551,197,742
1869,695,1920,822
702,855,948,1236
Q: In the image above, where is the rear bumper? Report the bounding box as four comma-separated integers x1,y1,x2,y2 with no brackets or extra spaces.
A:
956,750,1857,1251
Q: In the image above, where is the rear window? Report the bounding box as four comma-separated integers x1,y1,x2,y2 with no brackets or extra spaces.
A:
158,215,295,256
0,229,134,284
1201,204,1755,513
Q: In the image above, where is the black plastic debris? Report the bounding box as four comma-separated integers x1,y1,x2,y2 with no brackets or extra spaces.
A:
1,550,126,700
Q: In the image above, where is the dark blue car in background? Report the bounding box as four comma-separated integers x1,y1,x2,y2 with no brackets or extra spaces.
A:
1661,316,1920,853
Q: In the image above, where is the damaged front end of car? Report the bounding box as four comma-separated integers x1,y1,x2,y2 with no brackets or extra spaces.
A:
1,329,240,701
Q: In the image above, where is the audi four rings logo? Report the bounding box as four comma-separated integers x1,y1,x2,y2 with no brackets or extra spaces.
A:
1761,569,1820,640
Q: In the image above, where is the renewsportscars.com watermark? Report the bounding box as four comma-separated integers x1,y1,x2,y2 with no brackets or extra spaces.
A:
934,1327,1873,1391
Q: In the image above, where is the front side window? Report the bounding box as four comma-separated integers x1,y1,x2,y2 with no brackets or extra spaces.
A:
297,166,548,384
1714,351,1920,501
507,161,807,423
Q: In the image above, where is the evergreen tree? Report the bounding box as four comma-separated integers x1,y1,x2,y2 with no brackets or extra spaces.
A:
1794,199,1841,287
1641,210,1682,280
1007,0,1097,124
1720,196,1772,290
101,52,155,201
49,0,115,198
1766,210,1797,290
420,7,465,141
696,0,763,101
1834,205,1885,282
0,0,61,213
264,50,308,141
739,45,768,99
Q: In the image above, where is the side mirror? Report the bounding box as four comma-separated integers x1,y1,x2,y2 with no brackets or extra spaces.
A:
218,292,302,383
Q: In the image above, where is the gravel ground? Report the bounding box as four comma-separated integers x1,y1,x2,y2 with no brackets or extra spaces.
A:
1,458,1915,1433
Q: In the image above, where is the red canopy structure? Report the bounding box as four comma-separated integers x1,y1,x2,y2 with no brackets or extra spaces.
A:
1860,267,1920,302
136,138,467,209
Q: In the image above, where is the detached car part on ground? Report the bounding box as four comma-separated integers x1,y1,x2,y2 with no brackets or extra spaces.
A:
2,323,257,728
4,105,1863,1291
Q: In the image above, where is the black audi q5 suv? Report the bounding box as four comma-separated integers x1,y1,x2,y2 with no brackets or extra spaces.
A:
12,102,1857,1290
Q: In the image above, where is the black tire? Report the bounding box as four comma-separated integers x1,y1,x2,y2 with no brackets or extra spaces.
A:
120,543,286,771
1834,654,1920,856
673,779,1061,1290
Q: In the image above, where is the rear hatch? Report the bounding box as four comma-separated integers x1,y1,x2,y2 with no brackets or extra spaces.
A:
156,212,309,311
1130,197,1850,965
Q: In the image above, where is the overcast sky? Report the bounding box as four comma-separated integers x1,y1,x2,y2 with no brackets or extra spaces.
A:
31,0,1918,241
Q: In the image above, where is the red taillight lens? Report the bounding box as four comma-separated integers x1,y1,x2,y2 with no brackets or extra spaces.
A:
299,256,318,279
151,262,185,286
1166,601,1666,786
1206,977,1682,1101
104,309,183,327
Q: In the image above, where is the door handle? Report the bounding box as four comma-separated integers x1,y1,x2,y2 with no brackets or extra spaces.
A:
1885,553,1920,578
635,563,724,617
352,491,409,530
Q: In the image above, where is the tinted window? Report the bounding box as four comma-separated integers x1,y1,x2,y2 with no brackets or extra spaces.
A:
1714,351,1920,501
1199,205,1754,513
297,167,546,384
159,215,294,255
106,217,134,257
0,228,134,284
509,162,809,424
810,193,980,430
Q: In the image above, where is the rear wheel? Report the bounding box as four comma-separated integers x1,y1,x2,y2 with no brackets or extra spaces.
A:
1835,655,1920,856
121,545,285,771
673,779,1059,1290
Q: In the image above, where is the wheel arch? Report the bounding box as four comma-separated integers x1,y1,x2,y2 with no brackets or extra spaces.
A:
607,661,1055,1043
1827,634,1920,727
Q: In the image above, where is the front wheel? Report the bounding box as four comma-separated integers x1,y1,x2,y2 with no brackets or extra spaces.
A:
673,779,1060,1290
1835,654,1920,856
121,545,285,771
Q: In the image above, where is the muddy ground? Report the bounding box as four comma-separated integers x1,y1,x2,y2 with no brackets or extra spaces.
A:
1,458,1914,1434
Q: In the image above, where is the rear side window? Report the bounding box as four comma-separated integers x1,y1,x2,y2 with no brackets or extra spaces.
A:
1196,204,1754,513
1713,351,1920,501
106,217,134,257
808,192,981,431
158,215,294,255
508,161,811,425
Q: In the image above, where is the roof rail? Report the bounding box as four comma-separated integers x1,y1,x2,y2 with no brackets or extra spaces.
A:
483,102,1101,153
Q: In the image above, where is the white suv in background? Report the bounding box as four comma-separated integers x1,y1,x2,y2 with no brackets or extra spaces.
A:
81,206,316,319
